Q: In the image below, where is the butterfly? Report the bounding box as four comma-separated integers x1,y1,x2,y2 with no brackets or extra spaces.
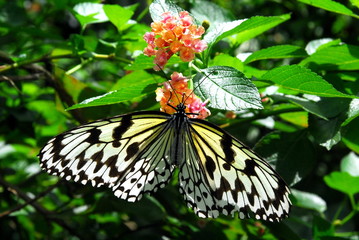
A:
39,92,291,222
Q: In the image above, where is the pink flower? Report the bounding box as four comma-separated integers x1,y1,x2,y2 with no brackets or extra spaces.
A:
143,11,207,70
179,47,195,62
192,39,208,52
143,32,155,44
155,72,211,119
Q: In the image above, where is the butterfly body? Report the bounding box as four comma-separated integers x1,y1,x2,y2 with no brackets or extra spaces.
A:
39,104,291,222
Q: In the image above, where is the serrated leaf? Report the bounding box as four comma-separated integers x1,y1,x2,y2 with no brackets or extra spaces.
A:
300,44,359,71
260,65,354,98
203,19,246,46
244,45,307,63
103,5,134,31
324,171,359,196
340,152,359,177
299,0,359,18
231,14,291,44
204,14,290,46
291,189,327,213
193,66,262,110
304,38,340,55
149,0,184,22
67,71,159,110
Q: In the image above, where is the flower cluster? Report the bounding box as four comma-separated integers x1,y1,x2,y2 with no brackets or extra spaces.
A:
144,11,207,71
156,72,210,119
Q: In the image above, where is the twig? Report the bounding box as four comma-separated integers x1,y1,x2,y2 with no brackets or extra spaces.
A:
0,176,85,239
0,180,60,218
25,63,87,124
0,73,46,82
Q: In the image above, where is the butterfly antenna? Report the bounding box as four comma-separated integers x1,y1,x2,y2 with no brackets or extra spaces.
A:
155,64,182,109
183,65,214,105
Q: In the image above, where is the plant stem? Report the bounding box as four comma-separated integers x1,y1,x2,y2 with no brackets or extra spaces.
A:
0,54,76,73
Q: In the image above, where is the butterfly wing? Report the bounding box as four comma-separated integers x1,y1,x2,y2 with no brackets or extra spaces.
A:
179,119,291,222
39,112,176,202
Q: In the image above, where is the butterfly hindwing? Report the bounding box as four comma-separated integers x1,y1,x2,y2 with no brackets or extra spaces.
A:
39,112,175,201
179,119,291,222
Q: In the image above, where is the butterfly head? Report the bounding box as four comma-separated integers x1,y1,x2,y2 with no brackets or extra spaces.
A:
156,72,210,119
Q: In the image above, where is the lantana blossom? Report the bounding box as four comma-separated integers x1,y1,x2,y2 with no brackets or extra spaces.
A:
156,72,210,119
144,11,207,71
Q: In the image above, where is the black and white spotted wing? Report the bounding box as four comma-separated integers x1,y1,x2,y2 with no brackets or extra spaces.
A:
179,118,291,221
39,104,291,221
39,112,176,202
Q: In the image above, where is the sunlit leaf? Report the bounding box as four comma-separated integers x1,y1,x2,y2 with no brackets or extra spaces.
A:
324,171,359,196
299,0,359,18
291,189,327,213
193,66,262,110
245,45,307,63
261,65,354,98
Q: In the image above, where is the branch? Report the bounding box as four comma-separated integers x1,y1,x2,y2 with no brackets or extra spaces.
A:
0,180,59,218
0,73,46,82
0,176,85,239
24,63,87,124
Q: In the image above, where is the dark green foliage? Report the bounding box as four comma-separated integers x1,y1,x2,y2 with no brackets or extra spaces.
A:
1,0,358,239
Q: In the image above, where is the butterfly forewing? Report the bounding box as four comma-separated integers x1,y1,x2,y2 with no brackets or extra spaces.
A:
39,112,175,201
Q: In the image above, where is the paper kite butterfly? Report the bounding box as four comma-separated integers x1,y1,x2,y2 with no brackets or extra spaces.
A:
39,87,291,222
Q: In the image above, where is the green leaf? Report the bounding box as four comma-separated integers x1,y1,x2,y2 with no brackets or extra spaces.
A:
191,0,234,24
350,0,359,8
125,54,183,70
203,19,246,46
73,3,108,28
204,14,290,46
300,44,359,71
211,54,244,71
67,71,160,110
149,0,184,22
260,65,354,98
313,215,335,240
309,114,342,150
340,152,359,177
342,116,359,153
193,66,263,110
278,109,308,128
272,95,352,120
53,67,92,103
103,5,134,31
125,54,155,70
244,45,307,63
291,189,327,213
324,171,359,196
305,38,341,55
342,99,359,126
299,0,359,18
254,130,316,186
231,14,291,44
